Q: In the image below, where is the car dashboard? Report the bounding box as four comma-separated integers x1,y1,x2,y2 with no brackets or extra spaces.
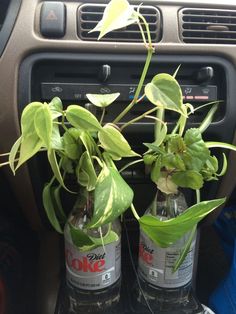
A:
0,0,236,313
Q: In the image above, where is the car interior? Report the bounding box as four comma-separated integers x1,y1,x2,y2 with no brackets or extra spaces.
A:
0,0,236,313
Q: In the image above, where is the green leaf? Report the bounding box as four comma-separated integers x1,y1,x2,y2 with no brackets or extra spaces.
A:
143,154,156,166
153,123,167,147
16,134,43,170
69,223,95,248
34,104,53,148
162,154,185,171
86,93,120,108
172,170,204,190
143,143,165,154
53,185,67,223
76,151,97,191
20,102,43,136
183,128,210,171
63,129,83,160
66,105,102,131
139,198,225,247
9,137,21,174
145,74,185,115
90,0,138,40
173,226,196,272
88,230,119,248
151,156,162,183
98,124,139,158
61,156,74,174
16,102,44,169
217,153,227,177
198,104,218,133
206,141,236,152
201,156,219,181
156,174,178,195
168,135,186,154
48,97,63,119
80,131,96,156
51,124,63,150
47,149,73,192
43,182,63,234
70,225,119,252
86,165,133,228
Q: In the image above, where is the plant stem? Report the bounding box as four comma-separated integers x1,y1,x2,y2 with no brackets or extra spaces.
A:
119,159,143,173
131,203,140,220
151,193,157,216
113,15,154,124
120,107,157,131
196,189,201,204
113,48,153,124
100,108,106,124
0,161,11,167
155,109,164,141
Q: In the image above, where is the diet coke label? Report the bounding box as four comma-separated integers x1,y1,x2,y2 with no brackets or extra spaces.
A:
138,231,196,288
65,239,121,290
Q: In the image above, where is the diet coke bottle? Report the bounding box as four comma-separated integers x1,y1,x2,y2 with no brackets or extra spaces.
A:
64,191,121,313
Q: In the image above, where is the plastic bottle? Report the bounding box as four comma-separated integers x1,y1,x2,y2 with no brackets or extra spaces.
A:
136,190,199,313
64,191,121,313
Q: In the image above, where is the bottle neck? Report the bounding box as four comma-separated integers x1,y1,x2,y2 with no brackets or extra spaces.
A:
150,189,187,219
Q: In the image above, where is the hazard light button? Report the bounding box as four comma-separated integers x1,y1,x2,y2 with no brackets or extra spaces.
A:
40,2,66,38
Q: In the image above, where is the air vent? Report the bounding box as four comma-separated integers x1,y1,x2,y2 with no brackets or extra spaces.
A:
78,4,161,42
179,8,236,44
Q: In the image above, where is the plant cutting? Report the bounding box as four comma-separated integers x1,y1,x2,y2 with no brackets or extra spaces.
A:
1,0,236,313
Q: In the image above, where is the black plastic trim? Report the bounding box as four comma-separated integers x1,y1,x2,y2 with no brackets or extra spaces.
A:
0,0,22,57
18,52,236,223
19,52,236,142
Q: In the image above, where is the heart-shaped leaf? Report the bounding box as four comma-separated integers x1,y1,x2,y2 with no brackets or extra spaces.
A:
90,0,138,40
69,224,119,252
172,170,204,190
86,165,133,228
63,129,82,160
66,105,102,131
34,104,53,149
9,137,21,173
48,97,63,119
145,73,185,115
20,102,43,136
86,93,120,108
139,198,225,247
183,128,210,172
76,151,97,191
98,124,139,158
16,102,44,169
16,134,43,170
43,182,63,234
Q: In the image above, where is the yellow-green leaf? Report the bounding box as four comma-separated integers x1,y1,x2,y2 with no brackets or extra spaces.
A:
43,182,63,234
86,93,120,108
145,74,185,116
34,104,53,148
66,105,102,131
139,198,225,247
86,165,133,228
9,136,21,174
98,124,139,158
90,0,138,40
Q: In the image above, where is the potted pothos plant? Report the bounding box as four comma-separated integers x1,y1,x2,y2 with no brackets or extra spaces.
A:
1,0,236,313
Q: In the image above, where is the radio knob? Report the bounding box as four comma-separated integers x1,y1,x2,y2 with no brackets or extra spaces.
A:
196,66,214,84
99,64,111,82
